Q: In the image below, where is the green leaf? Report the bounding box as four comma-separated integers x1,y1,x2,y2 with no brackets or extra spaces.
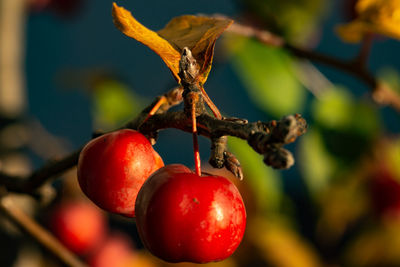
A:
92,80,144,130
387,138,400,181
312,87,379,136
377,67,400,94
298,128,336,195
230,38,305,118
228,137,282,213
238,0,327,44
312,87,353,129
311,87,380,164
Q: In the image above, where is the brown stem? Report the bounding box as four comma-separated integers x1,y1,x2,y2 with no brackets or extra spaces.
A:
0,196,87,267
284,44,377,88
188,91,202,176
0,149,81,194
209,136,227,169
138,112,306,169
140,95,168,126
0,93,306,192
0,87,185,194
200,86,222,119
353,33,373,67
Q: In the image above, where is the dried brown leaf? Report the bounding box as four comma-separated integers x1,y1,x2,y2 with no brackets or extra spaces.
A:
112,3,233,84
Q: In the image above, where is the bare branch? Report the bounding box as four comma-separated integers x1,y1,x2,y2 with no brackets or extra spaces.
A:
0,86,185,194
0,196,87,267
138,112,306,169
0,150,81,194
225,21,400,112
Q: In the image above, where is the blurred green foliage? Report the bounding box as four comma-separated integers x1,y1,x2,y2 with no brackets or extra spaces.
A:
92,80,144,130
228,137,283,213
378,67,400,94
238,0,327,44
299,128,336,194
312,87,380,164
228,37,306,118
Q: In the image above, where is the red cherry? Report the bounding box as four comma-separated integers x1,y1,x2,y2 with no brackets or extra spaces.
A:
77,129,164,217
88,233,134,267
50,201,106,255
135,164,246,263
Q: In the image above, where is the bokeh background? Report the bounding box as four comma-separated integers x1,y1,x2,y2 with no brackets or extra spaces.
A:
1,0,400,266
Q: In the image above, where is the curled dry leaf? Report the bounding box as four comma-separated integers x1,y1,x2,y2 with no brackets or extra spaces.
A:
336,0,400,43
112,2,233,84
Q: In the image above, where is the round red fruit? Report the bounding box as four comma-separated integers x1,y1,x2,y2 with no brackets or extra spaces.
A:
50,201,106,255
77,129,164,217
135,164,246,263
88,233,134,267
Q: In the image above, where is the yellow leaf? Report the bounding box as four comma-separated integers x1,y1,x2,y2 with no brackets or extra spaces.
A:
112,3,233,84
157,16,233,84
112,3,181,81
336,0,400,43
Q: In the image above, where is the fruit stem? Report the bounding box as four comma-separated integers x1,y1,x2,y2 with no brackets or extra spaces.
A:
142,96,168,125
191,97,201,176
200,86,222,119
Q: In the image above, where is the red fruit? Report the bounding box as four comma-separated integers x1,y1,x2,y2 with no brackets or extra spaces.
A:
77,129,164,217
88,234,134,267
369,167,400,218
135,164,246,263
50,201,106,255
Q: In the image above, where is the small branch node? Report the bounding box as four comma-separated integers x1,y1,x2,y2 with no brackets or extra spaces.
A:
263,146,294,169
209,136,227,169
224,151,243,180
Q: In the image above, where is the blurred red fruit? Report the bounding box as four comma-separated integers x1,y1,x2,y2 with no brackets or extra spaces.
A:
50,201,106,255
369,167,400,218
48,0,82,17
88,234,134,267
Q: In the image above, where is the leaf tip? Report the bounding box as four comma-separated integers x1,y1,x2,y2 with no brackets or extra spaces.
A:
111,2,130,33
111,2,120,16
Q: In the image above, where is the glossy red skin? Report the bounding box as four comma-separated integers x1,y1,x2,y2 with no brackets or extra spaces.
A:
50,202,106,255
77,129,164,217
135,164,246,263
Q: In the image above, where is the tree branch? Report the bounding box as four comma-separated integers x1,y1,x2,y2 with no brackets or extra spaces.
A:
0,195,87,267
137,111,306,169
0,87,185,194
0,149,81,194
0,90,307,194
226,21,400,112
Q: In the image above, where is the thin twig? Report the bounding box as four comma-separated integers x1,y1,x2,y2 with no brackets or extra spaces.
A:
0,196,87,267
0,87,186,194
225,21,400,112
0,149,81,194
0,97,306,194
138,111,306,169
353,33,374,67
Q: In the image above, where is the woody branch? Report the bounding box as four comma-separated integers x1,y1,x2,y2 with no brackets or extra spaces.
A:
225,20,400,112
0,88,307,194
